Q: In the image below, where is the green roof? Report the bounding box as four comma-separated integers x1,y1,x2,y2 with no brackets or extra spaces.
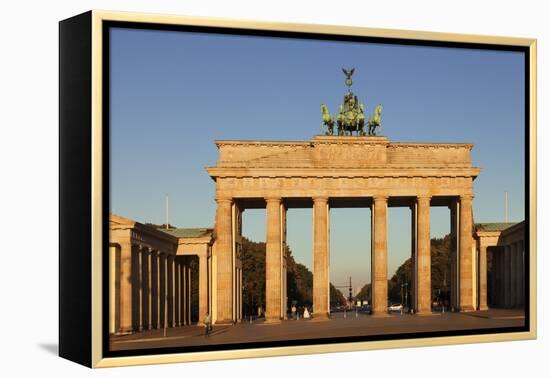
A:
158,227,212,238
475,222,517,232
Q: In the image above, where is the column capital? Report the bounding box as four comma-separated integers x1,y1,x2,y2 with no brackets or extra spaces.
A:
265,196,282,204
373,195,388,203
215,197,233,205
417,194,431,201
459,194,474,202
312,196,328,204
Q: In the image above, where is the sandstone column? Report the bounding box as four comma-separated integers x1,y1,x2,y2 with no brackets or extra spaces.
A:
199,253,209,324
372,196,388,316
265,197,283,322
183,259,185,326
478,244,488,310
416,195,431,314
131,245,141,331
175,260,181,326
109,245,121,334
281,204,288,320
187,266,192,323
182,263,187,325
151,251,159,329
215,198,234,323
449,199,459,310
147,250,152,329
313,196,329,319
159,253,166,328
120,243,133,333
459,195,474,311
141,247,150,330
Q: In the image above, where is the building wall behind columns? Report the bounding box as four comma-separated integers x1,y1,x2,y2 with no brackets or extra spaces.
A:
313,197,329,319
459,195,475,311
518,240,524,307
266,197,283,322
372,196,388,316
504,245,512,308
214,198,234,323
510,243,518,307
498,247,505,307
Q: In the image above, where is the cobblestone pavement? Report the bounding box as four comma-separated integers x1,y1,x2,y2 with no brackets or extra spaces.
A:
110,309,525,351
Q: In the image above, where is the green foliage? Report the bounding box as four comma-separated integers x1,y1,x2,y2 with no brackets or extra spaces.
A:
356,234,452,306
330,283,346,307
355,283,371,302
241,237,346,315
388,257,412,304
287,261,313,306
429,234,452,303
241,238,266,316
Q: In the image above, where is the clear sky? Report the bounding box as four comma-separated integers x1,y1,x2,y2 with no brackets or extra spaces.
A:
110,27,525,292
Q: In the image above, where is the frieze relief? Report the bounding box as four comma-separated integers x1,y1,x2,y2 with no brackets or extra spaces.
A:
217,175,472,194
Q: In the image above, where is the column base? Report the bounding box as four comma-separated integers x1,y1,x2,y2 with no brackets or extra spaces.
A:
311,311,329,320
460,305,476,312
478,306,489,311
416,311,439,316
115,330,133,336
263,318,283,324
214,319,234,325
370,312,392,318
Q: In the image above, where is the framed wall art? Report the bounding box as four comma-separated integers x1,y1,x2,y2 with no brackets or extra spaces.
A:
59,10,537,368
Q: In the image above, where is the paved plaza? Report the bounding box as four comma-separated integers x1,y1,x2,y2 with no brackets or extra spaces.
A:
110,309,525,351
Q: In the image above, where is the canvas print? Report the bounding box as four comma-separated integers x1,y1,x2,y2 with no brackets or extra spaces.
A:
106,25,527,354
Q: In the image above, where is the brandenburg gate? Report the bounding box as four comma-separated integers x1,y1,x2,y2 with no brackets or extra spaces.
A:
207,135,480,323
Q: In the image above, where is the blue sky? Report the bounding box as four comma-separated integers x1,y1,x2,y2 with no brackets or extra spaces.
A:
109,27,525,292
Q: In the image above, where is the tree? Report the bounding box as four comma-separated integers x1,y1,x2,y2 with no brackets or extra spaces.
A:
330,284,346,307
241,238,266,316
355,283,371,303
355,234,452,307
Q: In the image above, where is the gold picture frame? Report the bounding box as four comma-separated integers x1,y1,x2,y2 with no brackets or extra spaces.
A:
59,9,537,368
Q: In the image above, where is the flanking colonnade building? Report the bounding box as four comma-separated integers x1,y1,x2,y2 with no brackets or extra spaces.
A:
109,214,221,335
475,221,526,310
